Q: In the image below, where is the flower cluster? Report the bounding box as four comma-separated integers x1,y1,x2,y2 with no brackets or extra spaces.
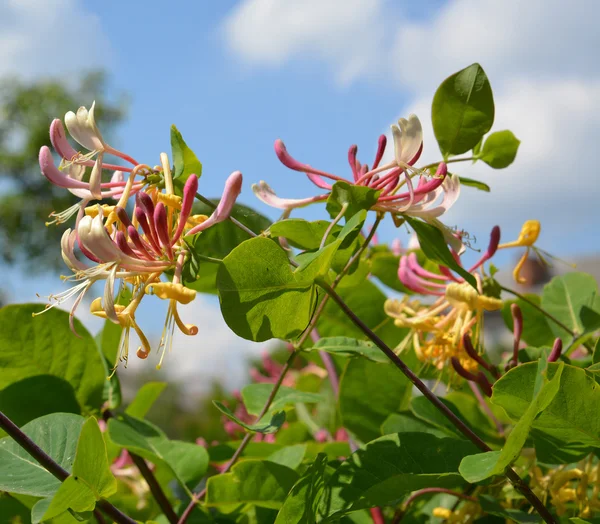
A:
37,103,243,368
253,115,460,229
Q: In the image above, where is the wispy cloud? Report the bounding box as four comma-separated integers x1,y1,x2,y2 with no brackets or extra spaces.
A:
0,0,111,78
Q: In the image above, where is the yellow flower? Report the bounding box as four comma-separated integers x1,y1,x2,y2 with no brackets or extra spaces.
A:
498,220,541,284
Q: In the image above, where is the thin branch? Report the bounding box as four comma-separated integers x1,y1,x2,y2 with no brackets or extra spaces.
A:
317,282,557,524
178,351,299,524
0,411,136,524
104,410,178,524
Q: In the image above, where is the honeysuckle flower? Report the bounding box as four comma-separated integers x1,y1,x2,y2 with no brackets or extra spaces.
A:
36,152,244,369
252,114,459,224
40,104,148,225
384,227,502,371
498,219,542,284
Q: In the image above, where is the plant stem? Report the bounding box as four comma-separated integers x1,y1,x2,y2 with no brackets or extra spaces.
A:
103,410,178,524
500,285,573,335
422,157,475,170
129,453,179,524
317,282,557,524
500,284,595,354
194,192,257,238
178,351,299,524
0,411,136,524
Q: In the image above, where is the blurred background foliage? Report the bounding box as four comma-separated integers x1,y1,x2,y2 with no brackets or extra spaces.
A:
0,71,127,271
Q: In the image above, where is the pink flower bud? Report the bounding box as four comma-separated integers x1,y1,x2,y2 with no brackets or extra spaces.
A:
372,135,387,170
547,338,563,362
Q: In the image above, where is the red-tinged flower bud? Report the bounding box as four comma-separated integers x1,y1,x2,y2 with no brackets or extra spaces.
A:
476,371,493,397
462,334,499,378
348,144,359,180
171,175,199,243
115,206,132,229
115,231,137,258
136,191,155,216
547,338,563,362
153,202,170,248
274,139,306,172
372,134,387,169
450,357,479,382
436,161,448,177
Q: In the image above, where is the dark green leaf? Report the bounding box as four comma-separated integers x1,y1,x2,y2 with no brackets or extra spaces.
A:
213,401,286,434
479,495,541,523
309,336,388,363
125,382,167,419
380,412,449,439
405,218,476,287
318,279,406,349
0,305,107,411
459,362,563,482
275,454,327,524
206,460,299,509
320,433,478,520
0,376,80,428
457,176,490,192
326,181,379,219
242,384,323,417
339,359,413,442
170,125,202,181
478,130,520,168
107,415,208,487
0,413,84,497
432,63,495,156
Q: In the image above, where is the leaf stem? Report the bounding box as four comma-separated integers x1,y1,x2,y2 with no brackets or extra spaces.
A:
0,411,137,524
194,192,258,238
317,282,557,524
500,284,574,336
320,203,347,249
422,156,475,170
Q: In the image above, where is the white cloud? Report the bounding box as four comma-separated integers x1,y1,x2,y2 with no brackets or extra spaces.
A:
223,0,600,251
221,0,387,84
0,0,111,79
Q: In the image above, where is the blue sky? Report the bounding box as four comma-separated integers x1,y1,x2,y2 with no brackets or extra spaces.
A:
1,0,598,389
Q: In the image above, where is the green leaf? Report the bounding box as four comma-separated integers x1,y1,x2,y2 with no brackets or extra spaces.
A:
41,477,96,521
107,415,208,488
275,454,327,524
594,337,600,365
267,444,306,470
0,493,32,524
217,237,319,341
478,495,541,523
491,362,600,462
269,219,334,250
405,218,476,287
184,202,271,293
541,272,600,342
206,460,299,510
213,401,286,434
326,181,379,219
43,418,117,521
241,384,323,417
381,412,449,439
0,413,84,497
125,382,166,419
477,130,520,168
459,362,564,482
0,305,107,411
170,125,202,181
501,295,555,347
309,336,388,363
457,176,490,192
339,359,413,442
319,433,478,520
0,376,80,428
318,279,406,349
432,63,495,156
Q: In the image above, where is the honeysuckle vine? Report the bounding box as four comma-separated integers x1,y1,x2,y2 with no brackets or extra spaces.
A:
2,62,598,524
